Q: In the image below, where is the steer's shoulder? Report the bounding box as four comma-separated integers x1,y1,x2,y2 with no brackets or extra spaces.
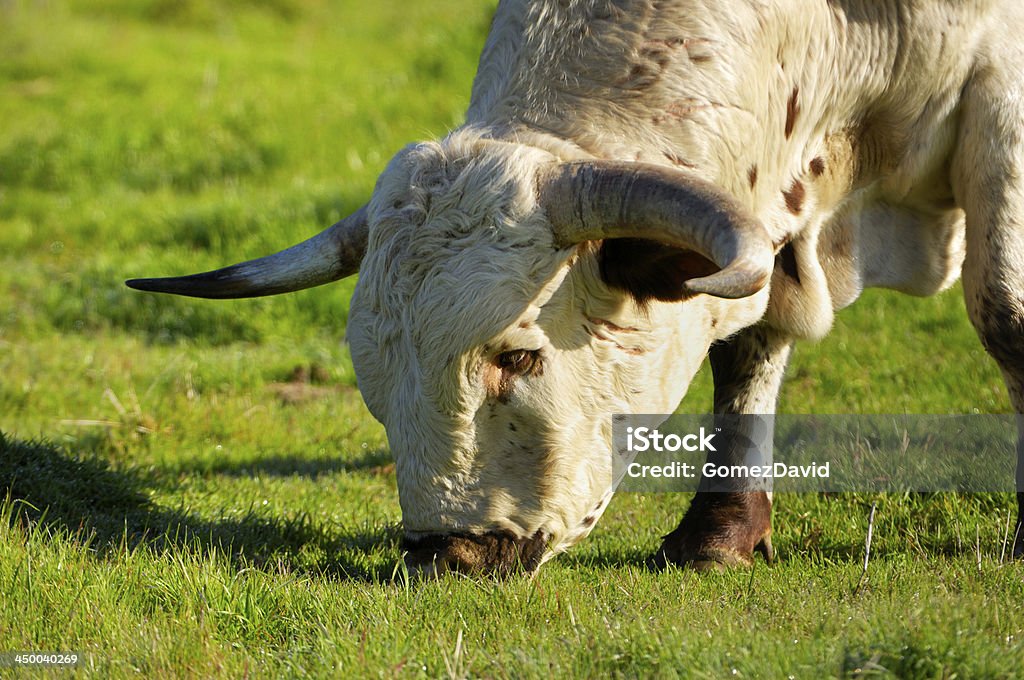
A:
469,1,997,169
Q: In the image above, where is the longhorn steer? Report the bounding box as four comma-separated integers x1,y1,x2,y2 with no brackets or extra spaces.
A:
127,0,1024,575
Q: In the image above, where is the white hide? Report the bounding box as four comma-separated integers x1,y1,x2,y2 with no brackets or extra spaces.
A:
343,0,1013,560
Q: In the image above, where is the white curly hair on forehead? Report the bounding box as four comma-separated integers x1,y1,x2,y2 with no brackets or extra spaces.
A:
360,129,571,355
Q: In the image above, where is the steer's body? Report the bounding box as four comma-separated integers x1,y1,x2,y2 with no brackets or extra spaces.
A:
472,0,980,333
129,0,1024,573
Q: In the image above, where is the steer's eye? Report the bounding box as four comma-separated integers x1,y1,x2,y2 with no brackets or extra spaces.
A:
495,349,541,376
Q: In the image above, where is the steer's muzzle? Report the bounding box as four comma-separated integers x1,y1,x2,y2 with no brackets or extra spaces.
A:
402,530,549,577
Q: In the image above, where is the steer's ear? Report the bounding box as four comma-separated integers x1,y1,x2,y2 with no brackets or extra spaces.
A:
598,237,721,304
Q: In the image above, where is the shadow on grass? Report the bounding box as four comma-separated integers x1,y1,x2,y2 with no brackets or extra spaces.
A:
7,432,1004,584
561,545,658,571
170,448,393,479
0,431,401,583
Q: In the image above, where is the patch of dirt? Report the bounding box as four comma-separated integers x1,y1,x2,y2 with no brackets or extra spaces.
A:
367,462,396,476
267,362,349,404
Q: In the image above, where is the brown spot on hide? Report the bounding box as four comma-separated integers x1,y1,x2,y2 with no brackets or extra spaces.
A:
647,37,686,49
809,156,825,177
654,98,735,127
619,58,664,90
683,37,714,63
784,86,800,139
782,180,805,214
663,150,696,168
582,324,647,356
642,37,713,65
482,363,515,403
587,317,640,333
747,164,758,189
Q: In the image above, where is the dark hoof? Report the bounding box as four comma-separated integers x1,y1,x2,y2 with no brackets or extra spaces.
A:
655,532,774,571
653,492,774,570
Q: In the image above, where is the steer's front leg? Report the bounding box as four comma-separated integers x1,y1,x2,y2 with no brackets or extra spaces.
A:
950,34,1024,558
655,324,793,570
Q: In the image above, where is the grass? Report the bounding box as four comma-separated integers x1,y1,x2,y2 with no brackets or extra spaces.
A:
1,1,1022,677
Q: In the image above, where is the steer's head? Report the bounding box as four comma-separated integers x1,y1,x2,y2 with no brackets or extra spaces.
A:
127,130,773,576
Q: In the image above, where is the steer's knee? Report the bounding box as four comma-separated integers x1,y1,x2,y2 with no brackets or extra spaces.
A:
968,289,1024,393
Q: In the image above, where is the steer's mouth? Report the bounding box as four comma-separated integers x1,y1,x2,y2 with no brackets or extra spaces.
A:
402,530,550,577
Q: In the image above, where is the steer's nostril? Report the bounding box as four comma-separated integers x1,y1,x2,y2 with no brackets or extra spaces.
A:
402,530,549,577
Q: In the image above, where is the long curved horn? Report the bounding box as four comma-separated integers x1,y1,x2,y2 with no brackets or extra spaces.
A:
126,206,369,299
536,162,773,299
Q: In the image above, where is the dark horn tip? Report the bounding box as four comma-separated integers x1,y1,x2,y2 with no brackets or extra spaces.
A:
124,272,256,299
125,278,156,291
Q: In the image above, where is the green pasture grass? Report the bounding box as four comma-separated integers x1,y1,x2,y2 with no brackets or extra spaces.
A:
1,1,1022,677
